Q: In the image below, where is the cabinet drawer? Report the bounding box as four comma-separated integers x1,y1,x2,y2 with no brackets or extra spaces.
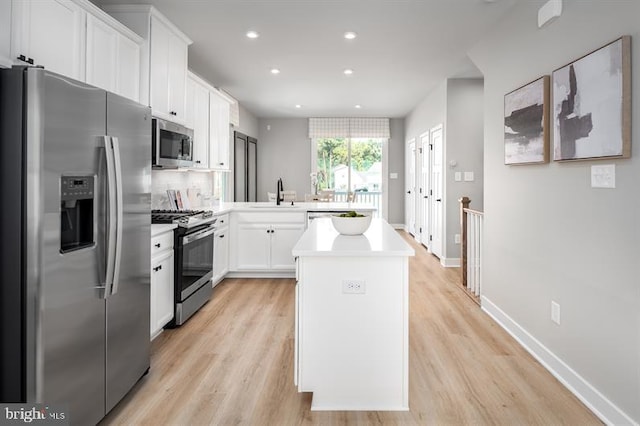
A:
151,231,174,256
215,213,230,228
234,211,305,224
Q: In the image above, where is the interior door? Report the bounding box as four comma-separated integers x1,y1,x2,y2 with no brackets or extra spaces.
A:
234,132,247,201
430,125,444,259
405,139,416,236
247,137,257,202
420,132,430,249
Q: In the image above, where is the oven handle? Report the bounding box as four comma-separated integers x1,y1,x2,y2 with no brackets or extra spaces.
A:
183,227,216,245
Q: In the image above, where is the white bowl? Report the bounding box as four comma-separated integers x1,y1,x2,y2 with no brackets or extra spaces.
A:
330,214,372,235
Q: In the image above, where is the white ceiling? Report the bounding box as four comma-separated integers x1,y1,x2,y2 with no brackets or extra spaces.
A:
95,0,519,118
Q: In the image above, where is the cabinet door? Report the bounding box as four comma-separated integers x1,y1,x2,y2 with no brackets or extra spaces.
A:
270,223,305,270
209,91,231,169
186,77,210,168
0,1,12,68
86,14,117,93
235,223,270,270
167,32,187,121
116,34,140,102
12,0,85,80
213,227,229,284
149,15,170,117
150,251,174,339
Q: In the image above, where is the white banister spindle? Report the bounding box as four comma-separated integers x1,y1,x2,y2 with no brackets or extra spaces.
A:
465,209,483,297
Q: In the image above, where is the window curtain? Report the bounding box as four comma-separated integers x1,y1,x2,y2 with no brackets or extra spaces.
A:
308,118,390,139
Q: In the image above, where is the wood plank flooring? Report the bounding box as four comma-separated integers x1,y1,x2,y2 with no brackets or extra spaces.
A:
101,232,601,425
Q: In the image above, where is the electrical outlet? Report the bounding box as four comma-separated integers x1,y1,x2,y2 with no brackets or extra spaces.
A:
591,164,615,188
454,234,461,244
551,301,561,325
342,280,366,294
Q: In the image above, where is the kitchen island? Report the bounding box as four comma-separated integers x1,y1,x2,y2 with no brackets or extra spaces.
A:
292,218,414,411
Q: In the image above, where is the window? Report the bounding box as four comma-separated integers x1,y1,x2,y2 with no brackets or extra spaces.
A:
313,137,385,217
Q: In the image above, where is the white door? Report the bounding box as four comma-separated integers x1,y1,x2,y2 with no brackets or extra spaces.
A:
115,34,140,102
150,16,170,117
419,132,430,249
270,223,305,270
406,139,416,236
167,31,187,121
86,15,118,93
186,76,210,168
235,223,270,270
430,125,444,259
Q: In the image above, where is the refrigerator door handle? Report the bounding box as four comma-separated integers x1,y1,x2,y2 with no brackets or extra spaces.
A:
110,136,124,296
101,136,117,298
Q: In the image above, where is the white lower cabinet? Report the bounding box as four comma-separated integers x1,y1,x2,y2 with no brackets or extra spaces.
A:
212,214,229,285
231,212,305,272
150,230,174,340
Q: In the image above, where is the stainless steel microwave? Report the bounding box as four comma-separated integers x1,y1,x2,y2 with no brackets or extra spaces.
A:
152,117,194,168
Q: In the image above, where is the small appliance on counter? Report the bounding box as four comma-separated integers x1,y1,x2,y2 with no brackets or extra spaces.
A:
152,210,217,326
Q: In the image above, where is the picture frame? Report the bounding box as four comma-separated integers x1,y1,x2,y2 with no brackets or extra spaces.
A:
552,36,631,161
504,76,550,165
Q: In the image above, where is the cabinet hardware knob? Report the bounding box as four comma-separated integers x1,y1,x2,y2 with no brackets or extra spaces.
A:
155,243,161,248
219,162,224,166
27,58,34,65
219,235,225,238
406,190,411,194
436,199,442,202
17,54,26,62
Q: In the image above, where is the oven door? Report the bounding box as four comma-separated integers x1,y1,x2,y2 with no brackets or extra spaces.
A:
177,225,214,300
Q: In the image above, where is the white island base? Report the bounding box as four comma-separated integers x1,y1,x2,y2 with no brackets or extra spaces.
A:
292,218,415,411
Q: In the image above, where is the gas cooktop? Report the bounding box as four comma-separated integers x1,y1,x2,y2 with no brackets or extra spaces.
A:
151,209,215,228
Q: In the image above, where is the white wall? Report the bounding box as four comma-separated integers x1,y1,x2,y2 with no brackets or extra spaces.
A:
236,104,258,138
468,1,640,423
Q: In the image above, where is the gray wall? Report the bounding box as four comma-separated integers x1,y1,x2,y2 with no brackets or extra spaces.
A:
257,118,310,202
445,79,484,258
387,118,405,225
468,1,640,422
236,104,258,138
404,78,484,260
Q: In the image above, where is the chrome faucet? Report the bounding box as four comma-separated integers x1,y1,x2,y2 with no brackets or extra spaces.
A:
276,178,283,205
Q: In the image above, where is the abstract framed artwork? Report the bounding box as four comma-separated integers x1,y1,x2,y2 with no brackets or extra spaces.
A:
504,76,550,165
552,36,631,161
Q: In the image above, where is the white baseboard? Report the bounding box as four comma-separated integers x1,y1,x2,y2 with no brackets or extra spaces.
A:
481,296,637,426
440,257,460,267
225,271,295,279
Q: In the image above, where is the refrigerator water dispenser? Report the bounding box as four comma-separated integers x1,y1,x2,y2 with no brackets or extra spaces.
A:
60,175,94,253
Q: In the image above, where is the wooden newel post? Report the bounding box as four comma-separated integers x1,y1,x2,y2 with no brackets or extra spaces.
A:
459,196,471,288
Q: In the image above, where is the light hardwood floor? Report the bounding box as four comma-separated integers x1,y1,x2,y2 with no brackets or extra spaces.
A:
102,232,601,425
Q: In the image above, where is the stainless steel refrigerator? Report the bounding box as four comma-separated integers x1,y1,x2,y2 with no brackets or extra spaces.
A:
0,67,151,425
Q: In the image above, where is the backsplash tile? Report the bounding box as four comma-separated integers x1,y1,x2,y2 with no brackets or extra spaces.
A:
152,170,228,209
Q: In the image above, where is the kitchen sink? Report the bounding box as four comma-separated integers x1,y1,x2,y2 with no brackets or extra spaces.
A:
248,204,301,208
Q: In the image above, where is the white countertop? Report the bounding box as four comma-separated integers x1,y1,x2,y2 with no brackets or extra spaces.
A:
151,223,177,237
292,218,415,257
202,201,376,213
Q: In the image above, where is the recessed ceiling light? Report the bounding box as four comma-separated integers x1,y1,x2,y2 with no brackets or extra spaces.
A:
246,30,259,39
270,68,280,75
295,104,302,109
343,69,354,75
354,104,362,109
344,32,357,40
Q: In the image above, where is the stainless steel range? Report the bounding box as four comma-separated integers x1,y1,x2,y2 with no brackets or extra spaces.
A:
152,210,216,326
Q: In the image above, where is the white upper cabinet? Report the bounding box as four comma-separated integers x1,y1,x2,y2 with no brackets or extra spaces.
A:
209,90,231,170
86,12,142,102
186,72,211,168
0,1,12,68
11,0,85,80
149,14,190,123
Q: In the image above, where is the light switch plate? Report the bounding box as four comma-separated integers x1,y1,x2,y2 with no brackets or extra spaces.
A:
591,164,615,188
454,172,462,182
464,171,474,182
